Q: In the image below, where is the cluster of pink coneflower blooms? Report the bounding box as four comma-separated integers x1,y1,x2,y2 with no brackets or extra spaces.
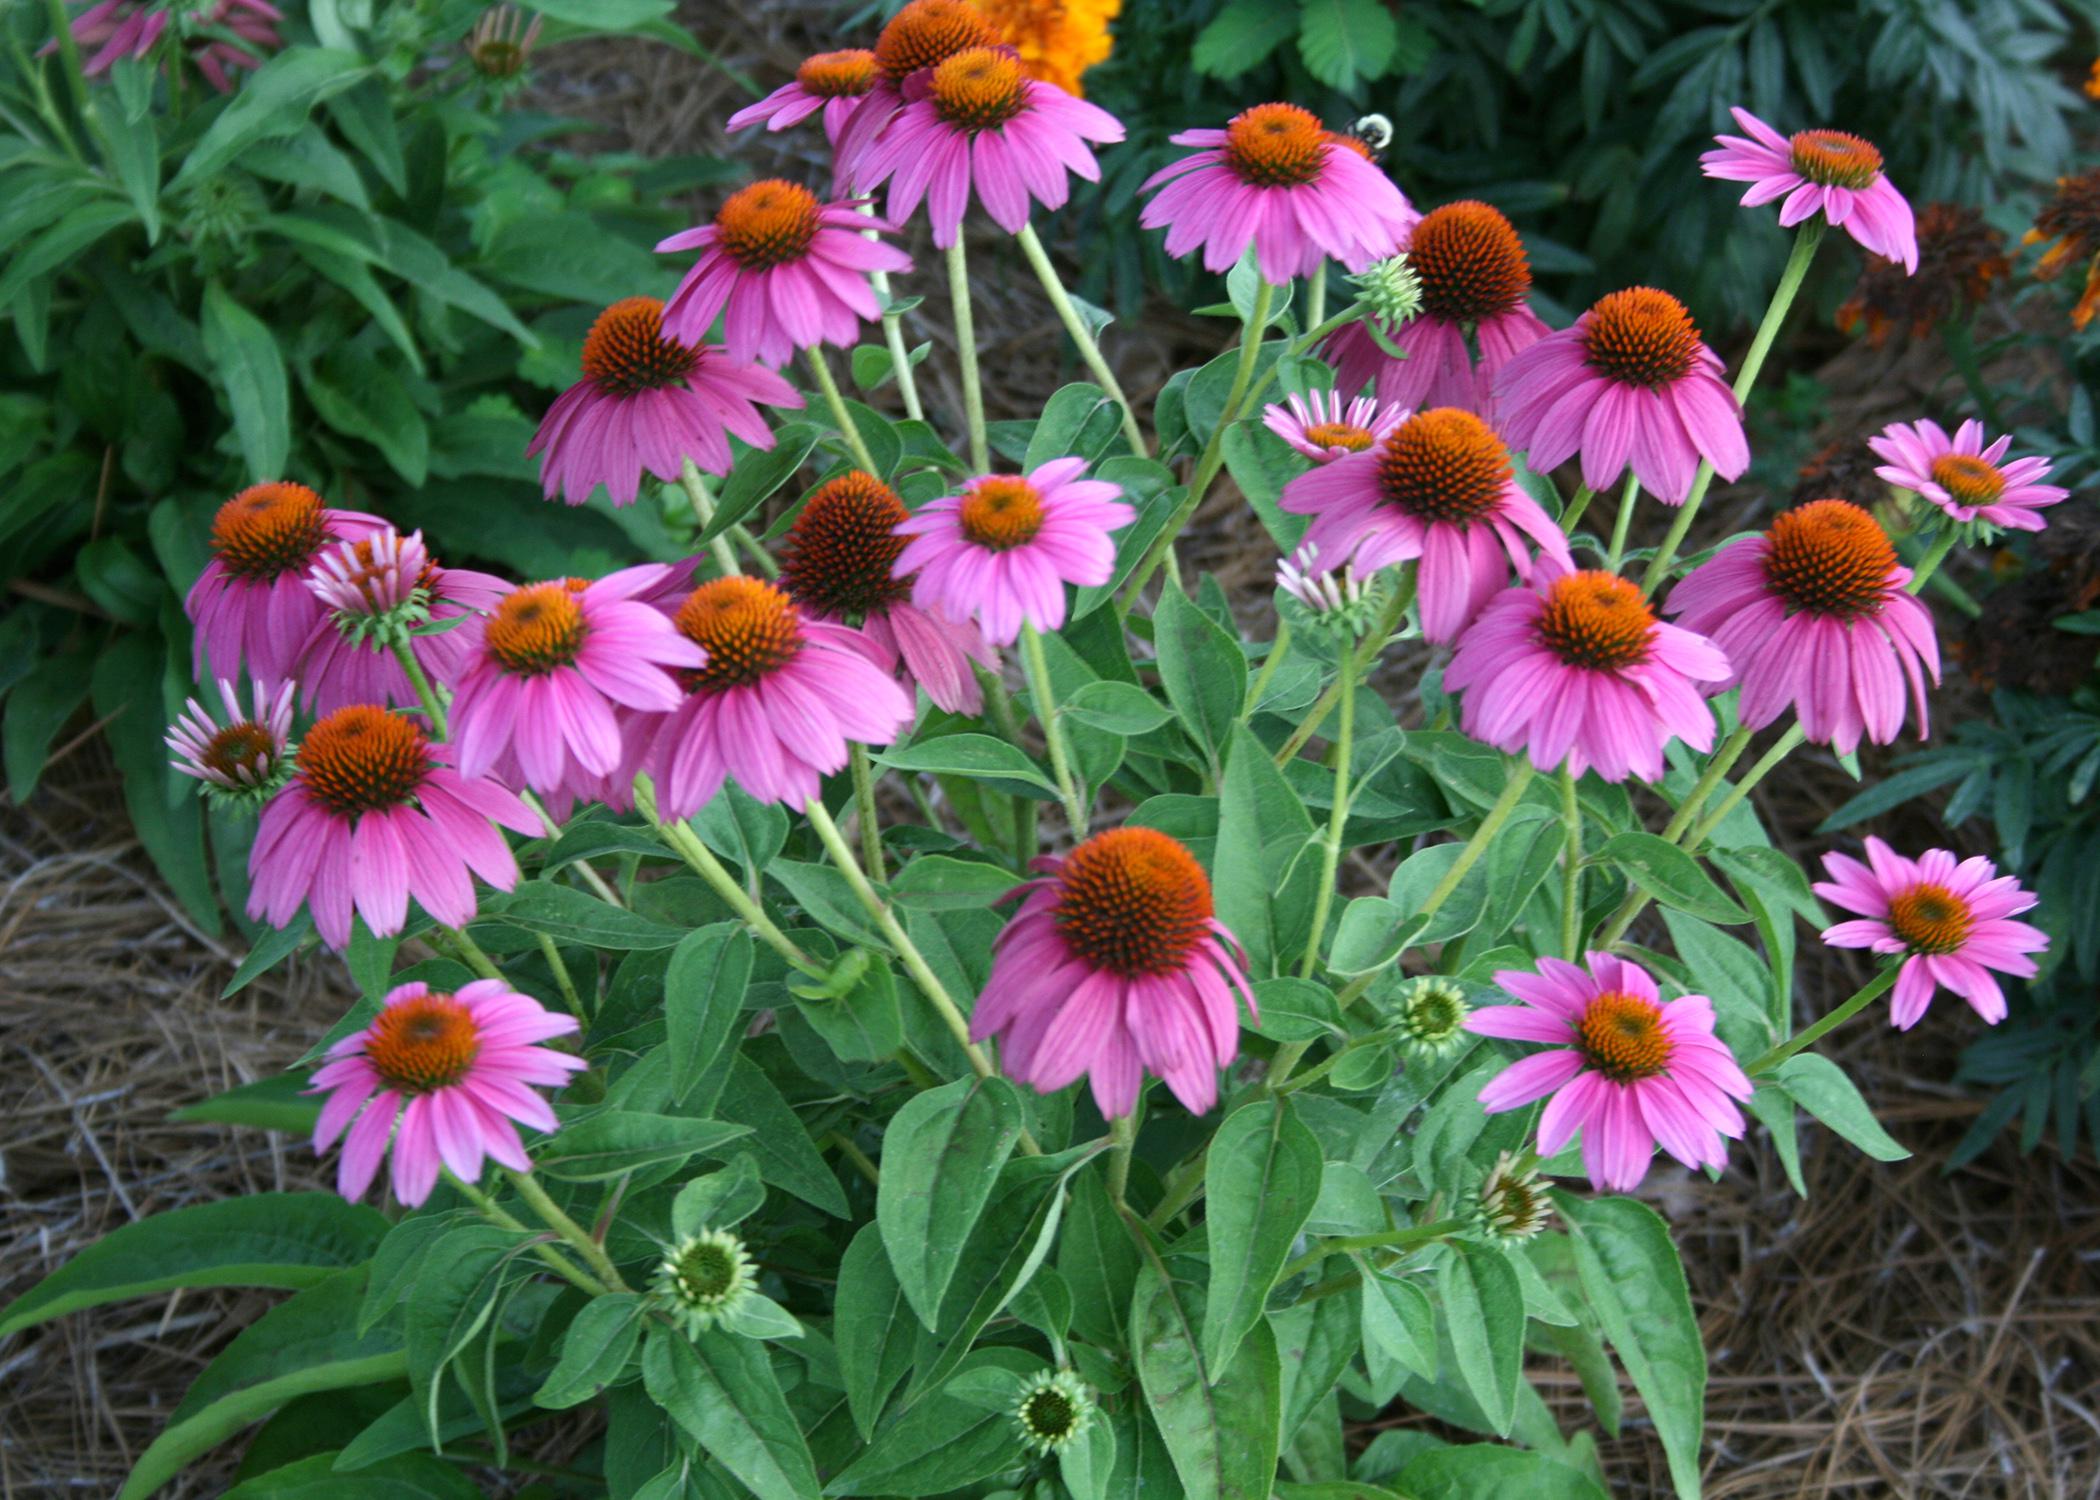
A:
158,0,2054,1207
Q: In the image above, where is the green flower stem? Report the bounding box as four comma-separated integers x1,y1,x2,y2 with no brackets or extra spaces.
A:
1273,1032,1386,1097
1020,623,1090,836
1306,260,1327,336
1682,722,1804,853
803,796,1040,1156
975,665,1040,866
858,202,925,423
1107,1111,1137,1207
1121,278,1276,612
1559,483,1596,535
443,1169,606,1297
1237,301,1364,415
1659,724,1755,846
945,238,990,472
440,924,507,983
391,638,450,739
1559,766,1583,959
1418,760,1537,919
1907,529,1960,594
676,459,743,578
1015,222,1146,457
1280,1219,1467,1282
507,1168,629,1292
535,931,588,1020
1242,618,1291,720
1605,471,1640,571
732,525,781,578
1745,966,1899,1076
850,743,888,883
1298,631,1358,980
803,347,882,475
1271,574,1413,768
1640,221,1824,599
827,1129,882,1188
518,788,627,909
634,775,823,975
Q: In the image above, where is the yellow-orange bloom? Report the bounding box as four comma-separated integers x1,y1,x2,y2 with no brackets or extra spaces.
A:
974,0,1118,97
2085,58,2100,101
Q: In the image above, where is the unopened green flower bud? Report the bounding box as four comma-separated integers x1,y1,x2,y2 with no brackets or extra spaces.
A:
653,1227,757,1335
1396,977,1470,1058
1351,254,1422,327
1475,1151,1551,1244
1013,1369,1094,1454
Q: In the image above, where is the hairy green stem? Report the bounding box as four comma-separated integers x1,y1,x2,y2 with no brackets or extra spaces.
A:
1281,1219,1467,1281
1020,623,1090,837
945,238,989,471
804,347,882,474
1107,1111,1137,1207
1907,529,1960,594
1419,761,1537,918
850,743,887,883
677,459,742,577
858,202,925,422
440,924,507,983
508,1169,629,1292
635,775,822,974
1559,766,1583,959
444,1170,607,1297
1746,967,1899,1076
1605,471,1639,571
391,638,449,739
1243,618,1291,720
1272,575,1413,767
1015,222,1146,456
535,931,588,1020
1559,483,1596,536
518,788,626,908
1299,631,1357,979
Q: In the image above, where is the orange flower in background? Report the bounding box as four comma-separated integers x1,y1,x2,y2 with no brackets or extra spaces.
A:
2086,59,2100,100
1837,201,2009,345
2024,168,2100,329
974,0,1119,96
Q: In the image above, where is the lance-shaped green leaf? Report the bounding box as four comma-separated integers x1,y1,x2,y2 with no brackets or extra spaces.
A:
1132,1263,1282,1500
642,1324,821,1500
1777,1053,1910,1161
876,1075,1025,1328
834,1223,919,1439
1203,1096,1322,1372
1439,1240,1525,1437
664,923,752,1108
1598,832,1750,925
535,1293,645,1410
1155,576,1247,777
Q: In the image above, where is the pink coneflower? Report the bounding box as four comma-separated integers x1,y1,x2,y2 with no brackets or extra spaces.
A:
643,577,915,817
894,458,1132,646
308,980,585,1207
1867,418,2069,534
852,45,1124,248
728,49,879,147
248,706,538,950
1323,201,1552,417
1493,287,1748,504
1701,107,1917,272
1274,542,1368,621
1261,388,1405,463
528,296,803,506
971,827,1256,1118
1465,952,1752,1193
778,469,997,714
1666,499,1940,754
1446,558,1730,781
656,183,912,370
165,677,294,806
298,529,508,716
186,481,384,684
57,0,282,93
833,0,1004,187
1278,407,1573,643
1139,103,1419,284
1814,838,2048,1029
450,571,705,797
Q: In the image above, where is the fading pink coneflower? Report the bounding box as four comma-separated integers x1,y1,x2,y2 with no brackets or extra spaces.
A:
852,45,1124,247
1702,107,1917,272
1814,838,2047,1029
832,0,1004,189
1667,499,1939,754
1493,286,1748,504
1446,558,1730,782
895,458,1132,647
165,677,294,806
1867,418,2069,534
57,0,282,93
1261,388,1405,463
1139,103,1418,284
972,827,1256,1118
298,529,508,716
247,706,538,950
1465,952,1753,1193
656,183,911,370
643,577,916,817
1278,407,1572,643
728,49,879,147
308,980,585,1207
529,296,803,506
186,481,385,685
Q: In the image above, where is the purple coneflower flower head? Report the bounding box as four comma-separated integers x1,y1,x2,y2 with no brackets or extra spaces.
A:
185,481,385,685
450,570,705,798
852,45,1124,248
308,980,585,1207
165,677,295,808
832,0,1003,188
895,458,1133,646
58,0,282,93
1323,200,1552,419
1446,558,1730,782
1867,418,2069,535
528,296,803,506
1261,388,1404,463
643,577,916,817
728,48,878,147
1274,542,1368,622
1278,407,1573,643
1494,286,1748,504
778,469,998,715
1814,839,2047,1029
1465,952,1752,1193
971,827,1256,1119
247,706,538,950
1666,499,1939,754
297,530,508,717
656,183,912,370
1139,103,1419,284
1702,107,1917,272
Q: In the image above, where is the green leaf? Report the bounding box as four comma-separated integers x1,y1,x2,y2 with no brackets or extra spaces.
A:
1556,1193,1706,1499
175,49,371,186
876,733,1059,797
822,1349,1036,1495
93,632,216,930
1204,1097,1322,1372
402,1225,525,1448
92,95,160,243
536,1293,645,1410
1249,976,1344,1042
1214,723,1318,977
1132,1264,1282,1500
4,652,91,801
1776,1053,1910,1161
1359,1271,1436,1380
492,881,687,949
1744,1083,1806,1197
1299,0,1400,91
1397,1445,1609,1499
704,425,820,542
1439,1241,1525,1436
888,855,1020,910
202,281,290,479
0,200,135,306
0,1194,385,1339
877,1075,1026,1328
303,350,428,486
671,1154,767,1236
835,1223,920,1440
222,1451,481,1498
664,924,752,1108
1326,897,1426,977
643,1325,822,1500
540,1113,752,1181
1062,679,1175,736
1192,0,1301,78
168,1073,319,1135
1598,832,1750,924
714,1056,849,1216
1155,577,1248,776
